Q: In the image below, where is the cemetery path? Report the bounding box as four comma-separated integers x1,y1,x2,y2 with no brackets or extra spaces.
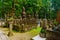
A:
9,32,32,40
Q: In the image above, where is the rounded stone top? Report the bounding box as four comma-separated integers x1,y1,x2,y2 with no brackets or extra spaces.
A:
22,7,25,11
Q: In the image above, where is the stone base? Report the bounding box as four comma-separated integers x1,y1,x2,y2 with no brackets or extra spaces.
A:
40,33,46,38
8,32,13,36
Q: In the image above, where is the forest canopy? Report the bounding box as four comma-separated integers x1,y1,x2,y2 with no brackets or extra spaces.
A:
0,0,59,19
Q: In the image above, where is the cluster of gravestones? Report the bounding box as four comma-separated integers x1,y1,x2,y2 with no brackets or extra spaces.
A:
40,19,60,40
11,7,38,32
2,7,38,33
40,19,57,31
12,18,37,32
40,19,57,37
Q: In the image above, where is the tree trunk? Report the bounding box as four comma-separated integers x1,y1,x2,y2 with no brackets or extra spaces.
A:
56,11,60,23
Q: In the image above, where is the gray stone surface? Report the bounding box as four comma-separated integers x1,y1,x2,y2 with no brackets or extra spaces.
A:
32,35,46,40
0,30,9,40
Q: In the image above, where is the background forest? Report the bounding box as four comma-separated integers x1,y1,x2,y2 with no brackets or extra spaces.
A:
0,0,60,19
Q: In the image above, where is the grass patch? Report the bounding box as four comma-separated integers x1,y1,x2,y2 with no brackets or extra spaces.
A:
13,26,42,37
28,27,42,37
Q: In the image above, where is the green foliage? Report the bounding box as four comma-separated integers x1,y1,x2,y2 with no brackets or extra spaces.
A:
54,19,58,25
0,0,12,18
52,0,60,10
0,0,57,19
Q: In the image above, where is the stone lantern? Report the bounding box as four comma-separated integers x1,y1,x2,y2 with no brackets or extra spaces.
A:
8,17,14,36
7,7,15,36
22,7,26,18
